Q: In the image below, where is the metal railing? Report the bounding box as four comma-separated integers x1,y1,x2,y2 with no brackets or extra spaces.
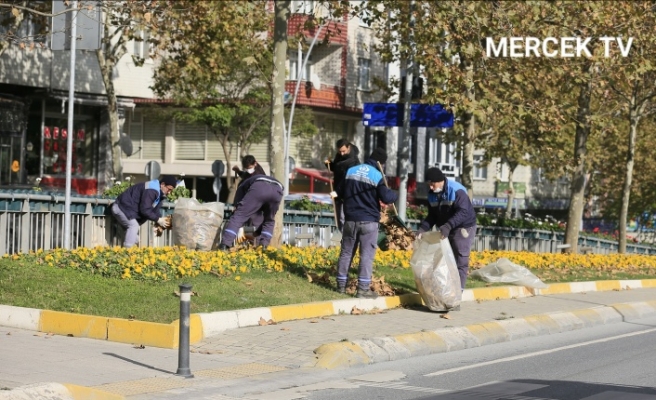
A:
1,192,655,255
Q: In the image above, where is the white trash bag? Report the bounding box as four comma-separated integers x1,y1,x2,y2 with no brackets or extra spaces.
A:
172,198,224,251
409,231,461,311
470,257,548,289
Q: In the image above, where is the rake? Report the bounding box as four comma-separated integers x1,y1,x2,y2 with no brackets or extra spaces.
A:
377,161,410,231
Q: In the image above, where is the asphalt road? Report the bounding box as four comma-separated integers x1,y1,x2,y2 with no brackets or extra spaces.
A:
284,316,656,400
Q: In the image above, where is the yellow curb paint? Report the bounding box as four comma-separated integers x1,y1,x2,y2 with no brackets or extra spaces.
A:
612,303,643,319
466,322,509,345
270,302,335,322
384,296,402,308
189,314,204,344
471,287,512,301
107,318,176,348
641,279,656,288
539,283,574,295
524,314,561,333
39,311,107,340
313,342,370,369
570,309,604,325
63,383,125,400
396,293,423,307
393,331,447,355
595,280,621,292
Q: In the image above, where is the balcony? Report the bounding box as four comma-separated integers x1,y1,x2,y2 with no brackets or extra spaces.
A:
287,14,348,46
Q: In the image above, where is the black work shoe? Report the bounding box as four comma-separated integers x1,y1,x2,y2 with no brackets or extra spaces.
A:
355,289,378,299
337,285,346,294
218,244,229,251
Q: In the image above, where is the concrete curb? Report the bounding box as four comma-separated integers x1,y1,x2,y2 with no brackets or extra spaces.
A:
1,279,655,350
310,299,656,369
0,382,124,400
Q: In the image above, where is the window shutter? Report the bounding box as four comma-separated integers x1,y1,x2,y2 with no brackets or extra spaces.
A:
175,122,206,160
142,117,165,160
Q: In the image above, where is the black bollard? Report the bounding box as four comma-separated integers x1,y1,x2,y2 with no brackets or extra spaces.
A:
176,283,194,378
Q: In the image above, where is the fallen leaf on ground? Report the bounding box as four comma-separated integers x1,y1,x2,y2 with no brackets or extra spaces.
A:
267,319,277,325
134,344,145,349
309,320,319,323
67,334,74,337
351,306,362,315
281,328,290,331
258,317,268,326
440,314,451,319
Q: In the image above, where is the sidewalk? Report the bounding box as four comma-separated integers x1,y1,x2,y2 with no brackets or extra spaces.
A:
1,284,656,399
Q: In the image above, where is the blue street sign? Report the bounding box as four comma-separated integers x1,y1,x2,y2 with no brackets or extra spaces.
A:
362,103,454,128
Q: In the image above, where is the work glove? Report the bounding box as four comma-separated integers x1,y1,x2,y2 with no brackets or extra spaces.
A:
157,217,170,228
439,224,450,239
236,227,246,243
329,191,338,199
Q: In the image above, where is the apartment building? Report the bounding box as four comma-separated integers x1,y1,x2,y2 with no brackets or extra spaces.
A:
0,0,391,202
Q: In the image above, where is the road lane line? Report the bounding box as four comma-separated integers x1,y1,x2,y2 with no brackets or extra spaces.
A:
425,327,656,377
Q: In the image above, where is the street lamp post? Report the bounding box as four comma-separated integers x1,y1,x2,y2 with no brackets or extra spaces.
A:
284,23,326,196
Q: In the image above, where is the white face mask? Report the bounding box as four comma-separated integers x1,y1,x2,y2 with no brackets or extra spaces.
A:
246,168,255,174
432,187,442,194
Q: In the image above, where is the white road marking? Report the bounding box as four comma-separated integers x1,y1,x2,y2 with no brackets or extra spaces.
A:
425,327,656,377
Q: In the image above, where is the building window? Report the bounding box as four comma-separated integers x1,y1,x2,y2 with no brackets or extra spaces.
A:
473,155,487,180
133,30,150,60
291,0,314,14
42,119,94,177
358,58,371,90
288,52,312,81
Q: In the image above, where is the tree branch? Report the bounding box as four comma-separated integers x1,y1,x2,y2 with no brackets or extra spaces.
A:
0,2,87,18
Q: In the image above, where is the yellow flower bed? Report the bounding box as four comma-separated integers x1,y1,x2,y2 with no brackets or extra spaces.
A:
8,246,656,282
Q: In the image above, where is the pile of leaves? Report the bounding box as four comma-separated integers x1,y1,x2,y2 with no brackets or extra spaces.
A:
154,215,172,237
379,213,415,251
305,269,398,296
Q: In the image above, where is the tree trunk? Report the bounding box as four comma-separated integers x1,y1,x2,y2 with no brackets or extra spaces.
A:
461,122,475,200
505,162,517,219
96,11,125,183
460,60,476,199
619,98,641,253
564,62,593,254
268,0,290,248
96,48,122,180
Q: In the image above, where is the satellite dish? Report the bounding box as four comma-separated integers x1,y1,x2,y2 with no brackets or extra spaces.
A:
119,134,134,156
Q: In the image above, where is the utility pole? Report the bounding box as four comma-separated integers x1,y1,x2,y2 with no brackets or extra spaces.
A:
269,0,290,247
64,0,78,250
397,0,415,221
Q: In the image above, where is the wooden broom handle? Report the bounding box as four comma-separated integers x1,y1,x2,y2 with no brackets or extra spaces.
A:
377,161,399,215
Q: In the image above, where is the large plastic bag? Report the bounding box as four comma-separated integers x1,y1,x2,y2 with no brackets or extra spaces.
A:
470,257,548,289
409,231,461,311
172,198,224,251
